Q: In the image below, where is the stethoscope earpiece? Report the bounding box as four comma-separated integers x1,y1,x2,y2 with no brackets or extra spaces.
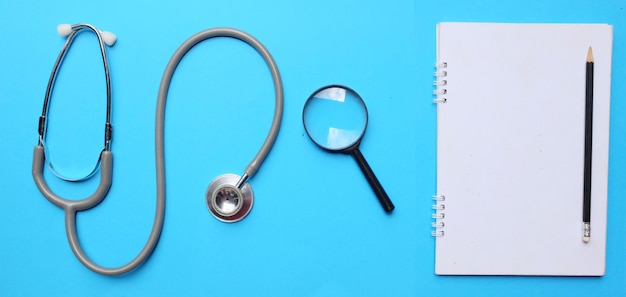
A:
100,31,117,46
57,23,117,46
56,24,73,37
206,174,254,223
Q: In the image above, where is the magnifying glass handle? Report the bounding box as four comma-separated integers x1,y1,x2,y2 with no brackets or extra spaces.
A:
351,148,395,213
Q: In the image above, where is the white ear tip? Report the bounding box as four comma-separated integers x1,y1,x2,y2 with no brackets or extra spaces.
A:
100,31,117,46
57,24,73,37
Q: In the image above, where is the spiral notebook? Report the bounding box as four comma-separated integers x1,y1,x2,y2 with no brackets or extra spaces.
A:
432,23,613,276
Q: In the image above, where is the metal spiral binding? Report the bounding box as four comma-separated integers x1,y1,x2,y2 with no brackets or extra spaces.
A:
432,61,448,236
431,195,445,237
433,62,448,104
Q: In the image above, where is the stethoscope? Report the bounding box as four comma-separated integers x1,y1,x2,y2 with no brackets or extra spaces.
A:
33,23,283,275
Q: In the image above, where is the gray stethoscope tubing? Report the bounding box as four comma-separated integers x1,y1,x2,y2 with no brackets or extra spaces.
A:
157,28,283,221
32,23,164,276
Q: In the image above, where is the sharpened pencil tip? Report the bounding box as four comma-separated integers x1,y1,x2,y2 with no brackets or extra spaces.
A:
587,47,594,63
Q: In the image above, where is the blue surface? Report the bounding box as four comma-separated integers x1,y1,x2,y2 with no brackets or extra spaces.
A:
0,0,624,296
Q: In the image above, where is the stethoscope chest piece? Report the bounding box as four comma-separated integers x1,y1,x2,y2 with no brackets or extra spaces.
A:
206,174,254,223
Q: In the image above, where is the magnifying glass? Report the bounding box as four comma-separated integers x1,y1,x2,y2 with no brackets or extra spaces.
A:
302,85,395,213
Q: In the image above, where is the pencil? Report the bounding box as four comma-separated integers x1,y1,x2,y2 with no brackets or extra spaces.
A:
582,46,593,243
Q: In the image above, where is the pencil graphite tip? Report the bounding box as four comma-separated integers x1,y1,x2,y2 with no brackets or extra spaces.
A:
587,46,594,63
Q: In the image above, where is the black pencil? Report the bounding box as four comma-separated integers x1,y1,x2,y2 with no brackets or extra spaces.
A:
582,46,593,243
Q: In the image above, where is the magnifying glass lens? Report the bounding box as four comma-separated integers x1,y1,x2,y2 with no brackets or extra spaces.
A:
303,87,367,151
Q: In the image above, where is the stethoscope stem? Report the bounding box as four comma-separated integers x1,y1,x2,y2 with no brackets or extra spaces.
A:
235,173,249,189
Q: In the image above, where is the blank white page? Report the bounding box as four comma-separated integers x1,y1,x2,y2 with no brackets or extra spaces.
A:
434,23,613,276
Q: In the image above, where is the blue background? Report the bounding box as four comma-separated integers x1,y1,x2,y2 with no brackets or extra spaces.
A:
0,0,624,296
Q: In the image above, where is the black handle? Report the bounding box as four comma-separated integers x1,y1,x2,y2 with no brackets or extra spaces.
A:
351,148,394,213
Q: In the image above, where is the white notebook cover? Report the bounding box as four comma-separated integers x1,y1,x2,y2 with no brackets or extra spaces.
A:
434,23,613,276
